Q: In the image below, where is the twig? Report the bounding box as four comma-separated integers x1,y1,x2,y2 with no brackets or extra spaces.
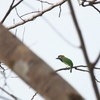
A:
81,0,100,13
82,1,100,6
92,52,100,66
55,65,100,83
0,87,19,100
15,7,25,21
1,0,23,24
12,0,23,9
90,4,100,13
55,65,88,72
37,0,53,5
94,67,100,70
8,0,68,29
59,5,62,17
0,62,5,72
31,92,38,100
95,77,100,83
21,11,40,17
1,0,15,23
22,27,25,42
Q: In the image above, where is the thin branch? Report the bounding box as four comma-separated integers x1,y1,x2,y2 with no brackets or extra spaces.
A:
55,65,100,83
22,27,25,42
0,87,19,100
81,1,100,6
13,19,17,36
81,0,100,13
37,0,53,5
55,65,88,72
93,52,100,66
1,0,23,24
15,7,25,21
68,0,100,99
8,0,68,29
59,5,62,17
0,62,5,72
21,11,40,17
90,4,100,13
94,67,100,70
38,0,45,10
31,92,38,100
1,0,15,24
12,0,23,9
95,77,100,83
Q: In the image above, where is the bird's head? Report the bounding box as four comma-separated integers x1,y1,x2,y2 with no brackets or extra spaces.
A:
56,55,65,62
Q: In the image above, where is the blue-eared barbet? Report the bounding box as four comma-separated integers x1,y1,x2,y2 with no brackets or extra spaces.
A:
56,55,73,73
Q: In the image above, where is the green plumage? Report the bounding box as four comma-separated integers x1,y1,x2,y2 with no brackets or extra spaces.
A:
56,55,73,73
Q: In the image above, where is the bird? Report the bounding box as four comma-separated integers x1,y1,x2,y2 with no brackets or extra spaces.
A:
56,55,73,73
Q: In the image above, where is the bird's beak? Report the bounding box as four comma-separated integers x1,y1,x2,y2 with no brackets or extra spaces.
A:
56,57,59,59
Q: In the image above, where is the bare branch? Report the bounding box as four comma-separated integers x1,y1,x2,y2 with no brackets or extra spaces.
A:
81,0,100,6
55,65,88,72
0,87,19,100
93,52,100,67
8,0,68,30
22,27,25,42
95,77,100,83
15,7,25,21
55,65,100,84
21,11,40,17
31,92,38,100
12,0,23,9
1,0,15,24
91,5,100,13
80,0,100,13
0,62,5,72
94,67,100,70
37,0,53,5
1,0,23,24
59,5,62,17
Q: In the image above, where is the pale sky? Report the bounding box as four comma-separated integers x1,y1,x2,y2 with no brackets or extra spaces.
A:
0,0,100,100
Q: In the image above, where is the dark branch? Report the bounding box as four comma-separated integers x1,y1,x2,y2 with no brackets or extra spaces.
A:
93,52,100,67
55,65,88,72
1,0,23,24
21,11,40,17
90,4,100,13
82,1,100,7
15,7,25,21
12,0,23,9
0,87,19,100
81,1,100,13
55,65,100,83
1,0,15,23
31,92,38,100
59,5,62,17
37,0,53,5
68,0,100,99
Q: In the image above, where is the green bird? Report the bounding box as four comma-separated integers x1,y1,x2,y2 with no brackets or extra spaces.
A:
56,55,73,73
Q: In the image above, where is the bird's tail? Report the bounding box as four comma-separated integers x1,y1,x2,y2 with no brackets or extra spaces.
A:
70,68,72,73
